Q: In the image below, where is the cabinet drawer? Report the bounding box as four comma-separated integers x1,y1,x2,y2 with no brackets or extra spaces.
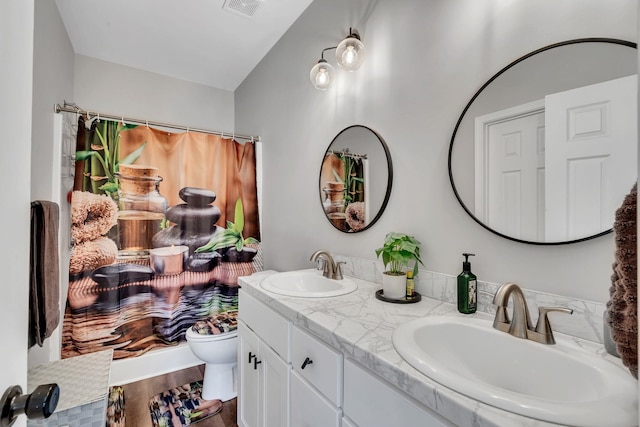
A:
291,371,341,427
239,289,291,361
291,326,343,406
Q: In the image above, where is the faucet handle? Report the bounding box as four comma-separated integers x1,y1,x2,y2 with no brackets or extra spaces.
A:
534,307,573,344
334,261,346,280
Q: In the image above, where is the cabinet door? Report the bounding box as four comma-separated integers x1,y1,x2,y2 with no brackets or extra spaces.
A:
291,371,341,427
343,359,454,427
238,321,261,427
262,341,290,427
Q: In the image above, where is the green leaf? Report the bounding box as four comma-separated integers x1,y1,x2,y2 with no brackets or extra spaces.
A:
75,150,96,161
119,141,147,167
375,231,423,275
244,237,260,245
195,230,240,253
234,198,244,233
331,168,343,183
99,182,119,193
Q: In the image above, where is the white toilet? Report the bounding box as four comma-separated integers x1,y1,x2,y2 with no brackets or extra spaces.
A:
185,315,238,402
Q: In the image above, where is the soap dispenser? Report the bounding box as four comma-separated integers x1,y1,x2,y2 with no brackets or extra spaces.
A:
457,253,477,314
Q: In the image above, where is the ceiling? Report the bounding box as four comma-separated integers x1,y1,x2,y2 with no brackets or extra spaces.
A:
54,0,313,92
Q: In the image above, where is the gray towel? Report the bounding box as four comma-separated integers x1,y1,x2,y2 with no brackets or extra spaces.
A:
29,201,60,347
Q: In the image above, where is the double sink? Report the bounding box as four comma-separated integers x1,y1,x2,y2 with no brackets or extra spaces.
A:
259,269,637,426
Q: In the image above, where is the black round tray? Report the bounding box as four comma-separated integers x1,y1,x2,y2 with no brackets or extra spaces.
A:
375,289,422,304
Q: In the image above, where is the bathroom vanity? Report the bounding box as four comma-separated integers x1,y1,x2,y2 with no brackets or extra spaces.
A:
237,270,635,426
237,285,450,427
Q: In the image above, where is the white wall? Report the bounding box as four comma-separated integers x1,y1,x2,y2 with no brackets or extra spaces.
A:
28,0,75,369
235,0,638,303
0,1,34,423
74,55,235,132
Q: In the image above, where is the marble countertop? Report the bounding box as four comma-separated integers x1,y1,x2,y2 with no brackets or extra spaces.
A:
239,270,631,427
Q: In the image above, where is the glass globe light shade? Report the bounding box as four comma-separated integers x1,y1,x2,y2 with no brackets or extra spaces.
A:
335,35,365,71
310,59,335,90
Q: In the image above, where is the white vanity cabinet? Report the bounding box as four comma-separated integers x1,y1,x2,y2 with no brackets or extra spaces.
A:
343,359,455,427
238,287,455,427
238,290,291,427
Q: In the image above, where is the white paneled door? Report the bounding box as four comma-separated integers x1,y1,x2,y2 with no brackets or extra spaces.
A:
545,75,637,241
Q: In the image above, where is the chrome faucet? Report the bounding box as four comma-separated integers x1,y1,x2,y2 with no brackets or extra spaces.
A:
492,282,573,345
309,250,344,280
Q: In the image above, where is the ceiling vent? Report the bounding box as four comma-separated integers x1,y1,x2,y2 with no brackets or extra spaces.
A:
223,0,263,18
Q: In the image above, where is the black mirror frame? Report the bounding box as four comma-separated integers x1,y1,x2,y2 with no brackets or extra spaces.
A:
447,38,637,245
319,125,393,233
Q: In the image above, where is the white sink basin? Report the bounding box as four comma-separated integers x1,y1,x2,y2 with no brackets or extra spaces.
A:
392,316,638,426
260,269,357,298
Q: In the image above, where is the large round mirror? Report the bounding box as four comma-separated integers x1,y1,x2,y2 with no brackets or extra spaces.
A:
319,125,392,232
449,38,637,244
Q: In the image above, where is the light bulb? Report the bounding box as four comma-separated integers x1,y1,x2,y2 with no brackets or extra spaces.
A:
310,59,335,90
316,69,329,85
336,34,365,71
342,46,357,66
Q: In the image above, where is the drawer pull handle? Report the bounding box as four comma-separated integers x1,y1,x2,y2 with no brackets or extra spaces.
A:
253,358,262,370
248,352,256,363
301,357,313,370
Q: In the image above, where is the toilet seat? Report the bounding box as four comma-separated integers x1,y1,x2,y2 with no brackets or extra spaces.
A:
186,327,238,342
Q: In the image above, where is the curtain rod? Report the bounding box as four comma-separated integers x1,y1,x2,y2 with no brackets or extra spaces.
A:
54,102,261,142
327,149,368,160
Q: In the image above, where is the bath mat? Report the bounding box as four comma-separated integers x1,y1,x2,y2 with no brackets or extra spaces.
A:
106,386,125,427
149,381,222,427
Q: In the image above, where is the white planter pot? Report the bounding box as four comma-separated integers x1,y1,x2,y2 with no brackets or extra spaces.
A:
382,272,407,299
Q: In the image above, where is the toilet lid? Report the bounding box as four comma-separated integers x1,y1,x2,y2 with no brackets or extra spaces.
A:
189,310,238,338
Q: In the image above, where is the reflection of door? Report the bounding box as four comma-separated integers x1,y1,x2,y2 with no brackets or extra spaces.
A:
545,75,637,241
475,101,545,240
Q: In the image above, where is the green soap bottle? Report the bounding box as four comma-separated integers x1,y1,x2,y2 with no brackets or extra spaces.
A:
457,253,477,314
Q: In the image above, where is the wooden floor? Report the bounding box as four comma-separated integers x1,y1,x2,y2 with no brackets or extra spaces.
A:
120,365,238,427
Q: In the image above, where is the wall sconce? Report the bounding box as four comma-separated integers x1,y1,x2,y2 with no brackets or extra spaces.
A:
310,28,365,90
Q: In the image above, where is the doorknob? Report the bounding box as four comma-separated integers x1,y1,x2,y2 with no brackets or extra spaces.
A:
0,384,60,426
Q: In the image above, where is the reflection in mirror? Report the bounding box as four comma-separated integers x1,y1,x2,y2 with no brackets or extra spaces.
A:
449,39,638,244
319,125,392,232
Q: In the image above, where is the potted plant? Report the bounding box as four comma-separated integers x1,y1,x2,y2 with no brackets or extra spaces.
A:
195,198,260,262
375,232,424,299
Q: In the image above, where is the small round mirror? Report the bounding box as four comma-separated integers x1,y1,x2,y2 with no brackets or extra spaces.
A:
319,125,392,232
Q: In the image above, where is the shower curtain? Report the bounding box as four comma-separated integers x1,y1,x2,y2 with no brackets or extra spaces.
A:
62,118,261,360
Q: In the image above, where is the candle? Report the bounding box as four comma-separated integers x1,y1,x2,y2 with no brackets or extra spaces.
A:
150,245,189,275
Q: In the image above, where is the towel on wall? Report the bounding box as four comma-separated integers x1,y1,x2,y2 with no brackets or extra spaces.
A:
606,183,637,378
29,201,60,348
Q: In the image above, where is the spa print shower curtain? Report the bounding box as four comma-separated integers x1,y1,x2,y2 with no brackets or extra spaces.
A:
62,118,261,360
